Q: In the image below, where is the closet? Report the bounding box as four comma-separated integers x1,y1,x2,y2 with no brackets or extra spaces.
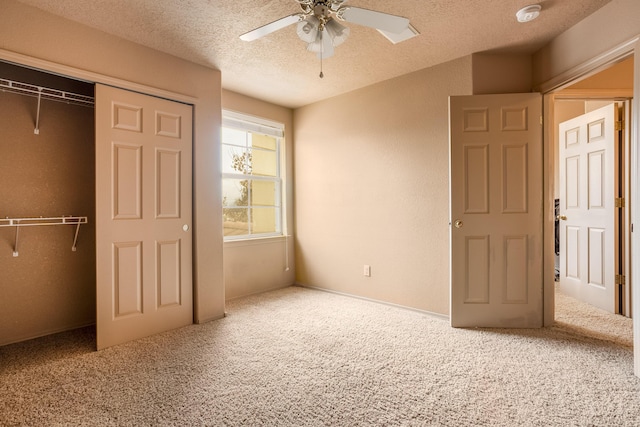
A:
0,61,96,346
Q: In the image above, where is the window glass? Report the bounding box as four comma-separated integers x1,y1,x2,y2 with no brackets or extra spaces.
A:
221,111,283,240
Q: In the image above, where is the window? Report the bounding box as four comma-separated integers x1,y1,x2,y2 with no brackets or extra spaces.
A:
221,111,284,240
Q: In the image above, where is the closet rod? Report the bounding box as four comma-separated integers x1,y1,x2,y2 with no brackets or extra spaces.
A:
0,78,94,107
0,216,88,257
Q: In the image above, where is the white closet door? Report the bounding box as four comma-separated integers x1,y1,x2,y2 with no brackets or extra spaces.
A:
95,84,193,349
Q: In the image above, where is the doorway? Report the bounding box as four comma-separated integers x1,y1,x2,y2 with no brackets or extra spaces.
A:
550,57,634,321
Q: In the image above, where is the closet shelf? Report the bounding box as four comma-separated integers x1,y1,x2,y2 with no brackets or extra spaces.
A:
0,78,94,107
0,216,88,257
0,78,94,135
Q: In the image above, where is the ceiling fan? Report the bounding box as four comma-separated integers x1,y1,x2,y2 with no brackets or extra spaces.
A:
240,0,415,77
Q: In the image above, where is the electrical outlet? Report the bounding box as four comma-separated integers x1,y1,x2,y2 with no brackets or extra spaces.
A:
363,265,371,277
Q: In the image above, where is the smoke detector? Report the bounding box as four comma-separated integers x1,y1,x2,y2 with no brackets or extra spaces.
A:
516,5,541,23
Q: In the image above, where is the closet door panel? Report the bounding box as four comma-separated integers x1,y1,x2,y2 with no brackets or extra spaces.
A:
156,148,181,219
113,142,142,219
96,84,193,350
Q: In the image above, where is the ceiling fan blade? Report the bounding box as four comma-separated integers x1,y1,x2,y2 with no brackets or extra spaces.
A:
338,6,409,34
240,14,304,41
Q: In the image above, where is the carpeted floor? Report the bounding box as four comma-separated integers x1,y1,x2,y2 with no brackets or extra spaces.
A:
0,285,638,426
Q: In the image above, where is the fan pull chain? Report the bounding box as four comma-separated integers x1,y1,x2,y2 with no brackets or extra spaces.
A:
319,29,324,78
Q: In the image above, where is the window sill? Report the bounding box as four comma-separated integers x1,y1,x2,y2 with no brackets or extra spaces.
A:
223,235,290,248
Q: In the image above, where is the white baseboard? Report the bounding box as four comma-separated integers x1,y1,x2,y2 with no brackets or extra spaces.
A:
294,282,450,321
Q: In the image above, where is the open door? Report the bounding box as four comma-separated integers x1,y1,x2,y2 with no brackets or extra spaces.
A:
558,103,618,313
449,93,543,328
95,84,193,349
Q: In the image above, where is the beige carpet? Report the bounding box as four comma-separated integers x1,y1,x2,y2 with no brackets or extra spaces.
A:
553,284,634,348
0,285,638,426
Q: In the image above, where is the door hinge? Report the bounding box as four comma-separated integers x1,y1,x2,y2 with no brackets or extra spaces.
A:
616,274,626,286
615,197,625,208
540,116,543,125
615,120,624,131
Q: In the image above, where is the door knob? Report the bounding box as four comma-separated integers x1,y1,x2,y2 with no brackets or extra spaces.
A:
183,224,190,231
556,215,567,221
454,219,463,229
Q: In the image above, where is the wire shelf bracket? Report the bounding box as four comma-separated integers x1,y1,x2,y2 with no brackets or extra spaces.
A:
0,216,88,257
0,78,94,135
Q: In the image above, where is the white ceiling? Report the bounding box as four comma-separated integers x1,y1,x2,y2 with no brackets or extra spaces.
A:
16,0,613,108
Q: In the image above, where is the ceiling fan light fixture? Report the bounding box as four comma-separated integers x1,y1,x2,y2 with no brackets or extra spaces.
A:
324,19,350,46
516,5,541,23
306,29,335,58
296,15,320,43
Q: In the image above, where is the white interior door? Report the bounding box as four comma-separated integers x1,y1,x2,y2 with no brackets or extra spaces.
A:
96,84,193,349
449,93,543,328
558,103,617,313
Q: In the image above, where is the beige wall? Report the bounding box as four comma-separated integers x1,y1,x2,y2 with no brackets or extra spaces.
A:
472,53,533,94
1,1,225,326
533,0,640,87
221,90,296,299
0,93,95,345
294,56,473,315
569,56,634,90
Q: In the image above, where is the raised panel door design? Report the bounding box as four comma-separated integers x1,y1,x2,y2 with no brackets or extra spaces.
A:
156,111,181,139
463,108,488,132
113,143,142,219
502,143,528,213
588,227,605,287
157,239,181,308
112,102,142,132
156,149,181,219
565,156,580,209
588,150,605,209
565,127,580,148
503,235,527,303
587,119,605,143
464,236,490,304
501,107,528,131
113,241,143,318
566,226,580,279
463,145,489,214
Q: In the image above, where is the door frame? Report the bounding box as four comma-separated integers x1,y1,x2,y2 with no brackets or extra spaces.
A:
537,36,640,376
553,96,632,314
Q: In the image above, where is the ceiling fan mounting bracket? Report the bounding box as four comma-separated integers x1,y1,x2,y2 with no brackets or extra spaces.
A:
297,0,342,25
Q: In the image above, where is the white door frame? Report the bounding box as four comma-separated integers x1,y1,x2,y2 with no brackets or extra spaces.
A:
537,36,640,376
554,97,632,315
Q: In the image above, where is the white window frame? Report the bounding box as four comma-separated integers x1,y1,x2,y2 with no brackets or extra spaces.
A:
221,110,284,241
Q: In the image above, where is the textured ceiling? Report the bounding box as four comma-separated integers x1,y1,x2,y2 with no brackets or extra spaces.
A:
16,0,613,108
